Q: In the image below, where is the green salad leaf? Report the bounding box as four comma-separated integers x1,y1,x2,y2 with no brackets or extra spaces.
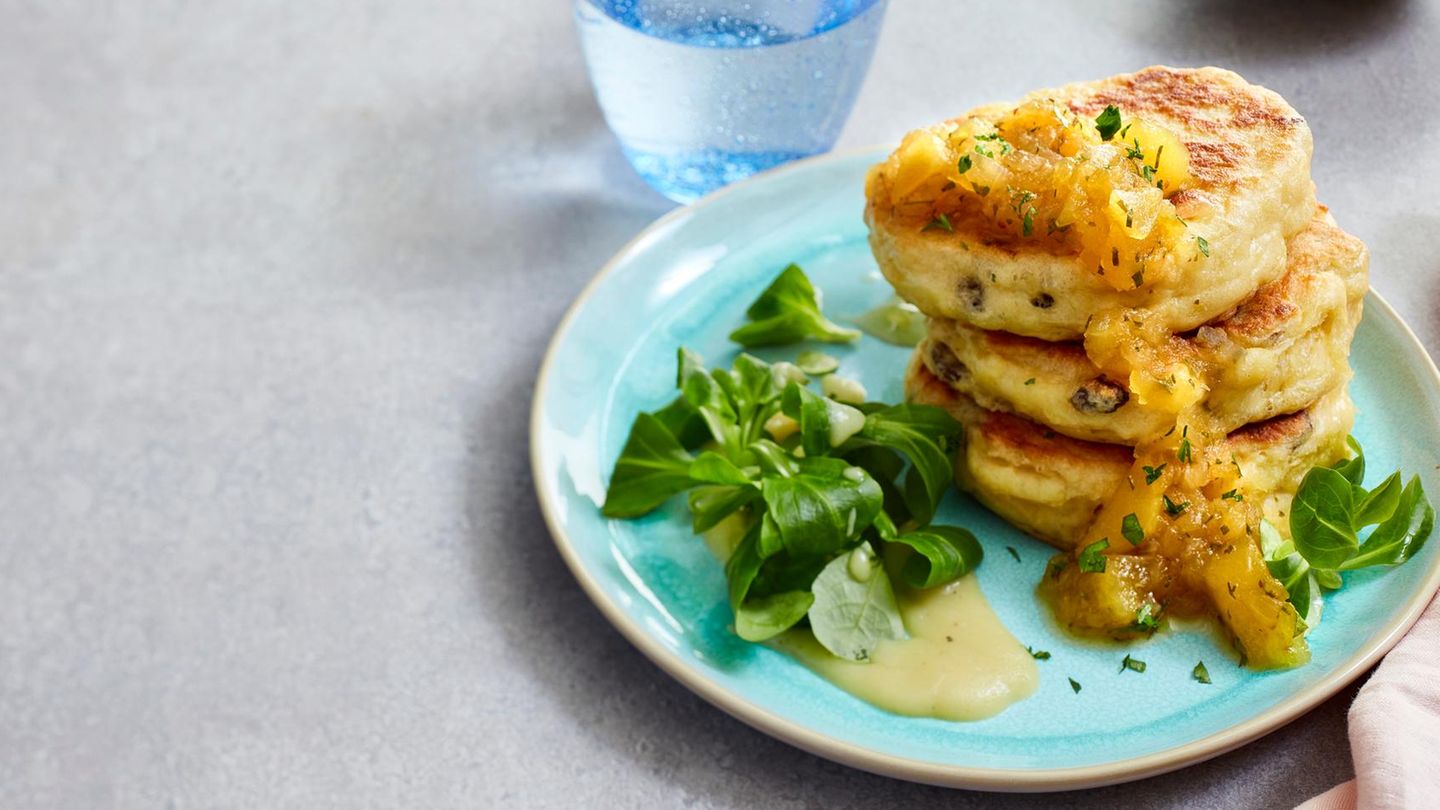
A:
762,457,883,558
844,404,961,526
678,348,740,453
688,485,759,534
601,268,987,665
651,395,711,450
1351,471,1402,529
1342,475,1434,570
888,525,984,589
1260,519,1322,629
807,544,907,661
780,381,866,458
718,353,781,445
1290,467,1358,570
725,523,764,609
689,451,753,486
781,380,832,458
1265,436,1435,633
748,438,797,478
729,264,860,348
1331,435,1366,487
735,591,815,642
601,412,699,518
840,445,911,523
1290,440,1434,572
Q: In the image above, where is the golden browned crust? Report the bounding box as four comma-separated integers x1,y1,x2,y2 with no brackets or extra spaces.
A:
1228,408,1314,449
1222,209,1366,339
978,409,1135,469
982,330,1088,361
1060,66,1306,190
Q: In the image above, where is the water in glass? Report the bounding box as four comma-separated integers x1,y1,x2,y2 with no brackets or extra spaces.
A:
575,0,887,203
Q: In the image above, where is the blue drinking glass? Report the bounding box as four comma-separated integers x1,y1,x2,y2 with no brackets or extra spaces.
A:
575,0,889,203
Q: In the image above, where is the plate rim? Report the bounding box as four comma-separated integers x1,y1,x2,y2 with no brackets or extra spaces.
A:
528,147,1440,791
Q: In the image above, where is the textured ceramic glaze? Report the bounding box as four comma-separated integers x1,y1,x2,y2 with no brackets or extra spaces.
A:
531,150,1440,789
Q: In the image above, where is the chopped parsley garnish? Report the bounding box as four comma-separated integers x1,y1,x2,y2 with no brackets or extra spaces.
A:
1134,603,1160,632
1178,437,1193,463
1192,661,1212,684
1078,538,1110,573
923,213,954,233
1095,105,1122,141
1196,236,1210,257
1221,489,1244,501
974,132,1013,155
1121,513,1145,545
1125,142,1145,161
1120,654,1147,673
974,143,994,159
1069,677,1083,693
1022,207,1035,236
1027,646,1051,660
1007,545,1022,562
1024,377,1036,386
1163,494,1190,516
956,154,972,174
1143,464,1166,485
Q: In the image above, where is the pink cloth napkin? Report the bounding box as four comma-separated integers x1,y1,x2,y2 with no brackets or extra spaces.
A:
1297,591,1440,810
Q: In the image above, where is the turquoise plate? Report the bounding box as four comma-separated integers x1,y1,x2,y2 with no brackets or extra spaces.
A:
530,149,1440,790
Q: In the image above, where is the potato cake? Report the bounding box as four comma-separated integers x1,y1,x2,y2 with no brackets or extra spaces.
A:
867,66,1316,341
918,207,1366,444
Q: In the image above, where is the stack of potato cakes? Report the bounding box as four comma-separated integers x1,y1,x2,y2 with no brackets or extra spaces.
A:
864,66,1367,551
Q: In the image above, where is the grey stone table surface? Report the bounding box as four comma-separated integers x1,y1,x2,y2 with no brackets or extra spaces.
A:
3,1,1437,807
